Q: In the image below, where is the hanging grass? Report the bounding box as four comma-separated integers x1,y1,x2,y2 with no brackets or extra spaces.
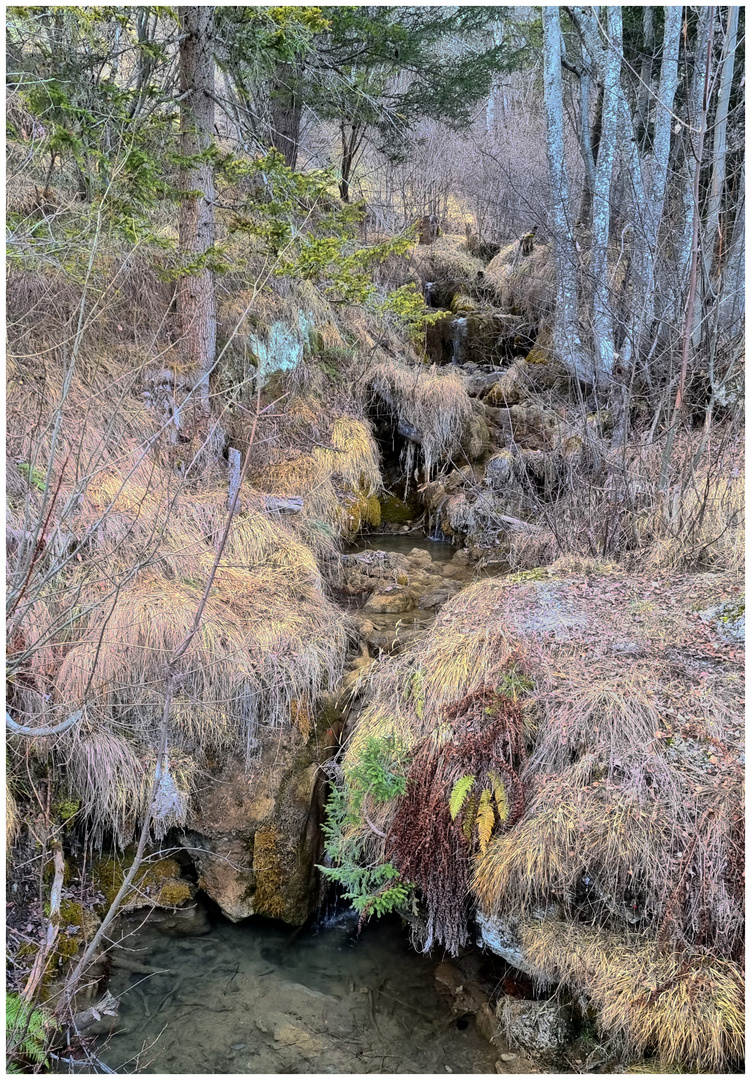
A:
519,921,745,1072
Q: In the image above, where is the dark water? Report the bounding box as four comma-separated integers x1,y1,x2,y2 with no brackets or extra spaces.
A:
97,911,501,1074
345,533,457,563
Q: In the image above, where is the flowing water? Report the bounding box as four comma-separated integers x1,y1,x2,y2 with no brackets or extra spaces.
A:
98,911,502,1074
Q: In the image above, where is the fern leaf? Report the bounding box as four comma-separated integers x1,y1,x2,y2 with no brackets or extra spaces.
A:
462,791,479,840
477,788,495,854
449,775,475,821
489,770,509,824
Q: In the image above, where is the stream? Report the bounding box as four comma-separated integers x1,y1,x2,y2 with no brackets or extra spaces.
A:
97,911,503,1074
96,534,513,1075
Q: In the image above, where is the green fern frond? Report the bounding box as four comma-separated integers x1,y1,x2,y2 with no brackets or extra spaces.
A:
462,791,479,840
449,774,475,820
6,993,54,1068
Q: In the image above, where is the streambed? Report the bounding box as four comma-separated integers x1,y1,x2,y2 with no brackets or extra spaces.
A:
98,911,505,1074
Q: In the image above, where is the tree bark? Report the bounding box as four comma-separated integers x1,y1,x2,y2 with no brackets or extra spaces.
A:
178,6,217,421
542,7,587,382
705,6,739,275
269,60,303,169
590,6,622,380
619,5,682,373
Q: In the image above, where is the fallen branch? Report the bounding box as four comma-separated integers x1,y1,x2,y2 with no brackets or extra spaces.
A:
22,839,65,1004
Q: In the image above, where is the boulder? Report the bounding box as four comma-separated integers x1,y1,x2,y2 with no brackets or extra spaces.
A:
364,587,415,614
497,999,572,1061
180,697,343,924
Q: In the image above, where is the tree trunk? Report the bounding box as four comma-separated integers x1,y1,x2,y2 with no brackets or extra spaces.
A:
542,7,587,382
619,5,682,373
705,6,739,275
177,5,217,421
269,61,303,169
339,122,362,203
590,6,622,380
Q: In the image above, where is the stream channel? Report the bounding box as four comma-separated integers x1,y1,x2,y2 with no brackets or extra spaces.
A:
97,533,513,1075
98,909,505,1074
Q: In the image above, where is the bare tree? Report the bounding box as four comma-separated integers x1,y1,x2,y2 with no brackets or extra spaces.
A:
177,5,217,421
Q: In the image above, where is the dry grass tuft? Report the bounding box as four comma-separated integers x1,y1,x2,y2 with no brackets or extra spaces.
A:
519,920,744,1072
410,232,485,287
485,241,556,324
367,357,473,478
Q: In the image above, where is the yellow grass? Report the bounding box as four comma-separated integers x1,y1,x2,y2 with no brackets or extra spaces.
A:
519,921,744,1072
367,357,473,475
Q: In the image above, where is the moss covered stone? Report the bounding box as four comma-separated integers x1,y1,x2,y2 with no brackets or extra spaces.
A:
379,493,412,524
252,826,287,919
92,855,192,915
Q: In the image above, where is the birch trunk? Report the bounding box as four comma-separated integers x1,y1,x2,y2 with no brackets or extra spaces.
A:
705,6,739,275
619,5,682,372
178,6,217,420
590,6,622,380
542,7,587,382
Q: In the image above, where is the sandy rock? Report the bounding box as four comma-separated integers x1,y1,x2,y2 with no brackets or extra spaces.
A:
364,588,415,614
408,547,434,566
485,360,529,406
475,1002,500,1044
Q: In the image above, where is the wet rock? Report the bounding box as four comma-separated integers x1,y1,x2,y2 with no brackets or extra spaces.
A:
180,697,343,925
497,999,572,1060
435,960,464,995
417,583,461,610
364,588,415,614
475,1002,500,1044
150,899,211,937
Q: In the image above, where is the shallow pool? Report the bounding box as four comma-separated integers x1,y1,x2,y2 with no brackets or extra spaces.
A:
98,910,502,1074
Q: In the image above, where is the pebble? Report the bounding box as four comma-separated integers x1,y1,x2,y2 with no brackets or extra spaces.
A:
499,1052,517,1062
231,1043,246,1052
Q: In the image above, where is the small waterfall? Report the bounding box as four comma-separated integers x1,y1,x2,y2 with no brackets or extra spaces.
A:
451,317,468,365
424,281,436,307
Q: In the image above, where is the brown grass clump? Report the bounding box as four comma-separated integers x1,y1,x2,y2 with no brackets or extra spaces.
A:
410,232,485,290
519,921,744,1072
367,357,473,479
485,241,556,325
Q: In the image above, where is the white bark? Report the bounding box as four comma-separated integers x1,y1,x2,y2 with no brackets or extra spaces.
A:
705,6,739,275
542,7,587,382
590,6,622,379
620,5,682,371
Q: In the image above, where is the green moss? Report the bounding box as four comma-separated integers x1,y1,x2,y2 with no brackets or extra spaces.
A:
252,826,287,919
92,855,191,913
379,493,412,524
506,566,550,584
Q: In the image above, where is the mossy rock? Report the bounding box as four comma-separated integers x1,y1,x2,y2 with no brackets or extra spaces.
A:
342,489,382,537
251,826,288,919
461,415,490,462
92,855,193,916
379,493,412,524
